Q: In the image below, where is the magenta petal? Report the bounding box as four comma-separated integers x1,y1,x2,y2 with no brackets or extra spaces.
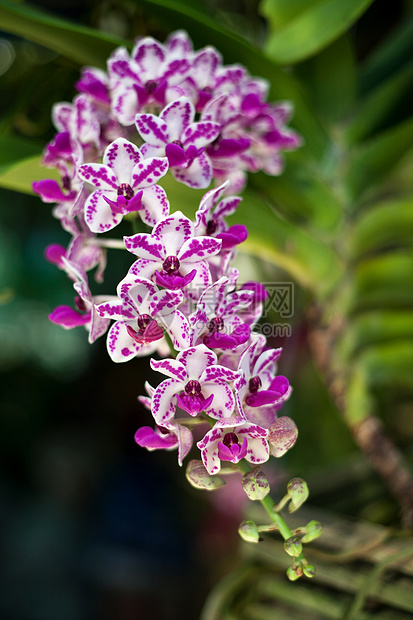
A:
123,190,144,214
242,281,268,303
269,375,290,396
231,323,251,345
135,426,177,449
126,320,164,344
208,138,250,158
155,269,196,289
49,305,91,328
217,441,233,461
176,392,214,415
203,324,250,350
33,179,75,203
216,224,248,249
203,332,238,349
44,243,66,267
165,142,187,168
246,389,283,407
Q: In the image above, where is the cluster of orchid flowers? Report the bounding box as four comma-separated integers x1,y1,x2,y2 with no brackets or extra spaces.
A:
35,30,303,526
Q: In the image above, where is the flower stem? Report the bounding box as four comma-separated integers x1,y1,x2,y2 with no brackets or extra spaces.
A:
238,461,302,548
88,238,126,249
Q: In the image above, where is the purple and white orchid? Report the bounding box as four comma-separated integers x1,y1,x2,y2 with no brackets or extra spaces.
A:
79,137,169,232
37,29,302,548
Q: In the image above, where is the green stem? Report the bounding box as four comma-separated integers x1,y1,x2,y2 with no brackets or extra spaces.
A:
238,461,292,541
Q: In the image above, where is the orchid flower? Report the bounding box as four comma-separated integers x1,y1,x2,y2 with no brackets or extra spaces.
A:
136,96,220,188
78,137,169,232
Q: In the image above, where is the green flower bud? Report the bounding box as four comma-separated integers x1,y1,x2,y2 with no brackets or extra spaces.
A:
242,468,270,500
301,520,323,543
303,564,316,578
238,520,260,543
284,536,303,557
286,563,303,581
287,478,309,513
186,459,226,490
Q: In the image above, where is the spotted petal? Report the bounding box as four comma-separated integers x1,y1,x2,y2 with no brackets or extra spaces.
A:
152,377,182,425
182,121,220,149
84,190,123,233
139,185,170,226
136,113,169,147
103,138,143,182
173,151,212,189
78,163,118,191
132,37,165,79
151,357,187,381
123,232,165,260
106,321,157,362
160,97,194,140
131,156,169,189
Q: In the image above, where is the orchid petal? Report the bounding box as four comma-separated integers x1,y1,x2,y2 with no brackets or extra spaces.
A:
135,113,169,147
131,156,169,189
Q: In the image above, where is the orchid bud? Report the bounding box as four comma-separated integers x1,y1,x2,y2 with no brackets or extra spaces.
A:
238,520,260,543
301,520,323,543
242,468,270,500
284,536,303,557
286,563,303,581
287,478,309,512
186,459,226,490
303,563,316,578
268,416,298,457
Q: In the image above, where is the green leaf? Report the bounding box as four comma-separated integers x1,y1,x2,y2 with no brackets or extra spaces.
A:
0,154,59,194
139,0,330,161
359,10,413,94
0,0,125,68
237,186,343,296
249,158,344,234
351,196,413,258
358,341,413,391
260,0,320,30
347,311,413,355
0,135,43,174
263,0,374,65
352,251,413,311
345,117,413,202
294,35,357,125
346,60,413,144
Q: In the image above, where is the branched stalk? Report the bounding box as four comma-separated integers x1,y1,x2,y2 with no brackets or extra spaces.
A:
238,461,305,560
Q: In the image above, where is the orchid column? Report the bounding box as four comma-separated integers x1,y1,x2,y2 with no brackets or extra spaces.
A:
35,30,321,580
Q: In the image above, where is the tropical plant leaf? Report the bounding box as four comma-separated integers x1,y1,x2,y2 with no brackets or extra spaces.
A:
345,311,413,357
351,196,413,258
294,35,357,125
260,0,321,30
0,135,43,174
0,0,125,68
346,60,413,144
359,10,413,94
237,187,343,295
262,0,375,65
0,154,59,194
352,251,413,311
358,341,413,391
345,117,413,202
249,159,344,235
